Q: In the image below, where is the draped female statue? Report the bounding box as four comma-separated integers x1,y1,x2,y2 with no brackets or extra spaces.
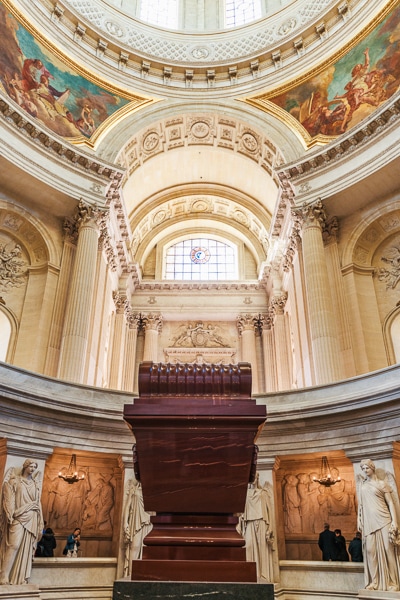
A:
358,459,400,591
0,459,43,585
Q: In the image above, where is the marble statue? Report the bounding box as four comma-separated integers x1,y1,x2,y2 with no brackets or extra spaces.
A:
238,475,275,582
0,459,43,585
358,458,400,591
122,478,152,576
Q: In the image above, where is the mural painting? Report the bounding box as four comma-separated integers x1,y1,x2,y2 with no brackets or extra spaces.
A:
263,4,400,138
0,1,134,139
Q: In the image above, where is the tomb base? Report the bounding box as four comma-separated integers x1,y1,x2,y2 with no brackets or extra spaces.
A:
113,579,274,600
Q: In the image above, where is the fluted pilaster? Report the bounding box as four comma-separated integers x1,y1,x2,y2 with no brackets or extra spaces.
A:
44,220,78,377
236,314,260,394
270,293,292,391
300,200,343,385
122,313,141,392
109,292,127,390
142,313,163,362
260,313,277,393
57,201,102,383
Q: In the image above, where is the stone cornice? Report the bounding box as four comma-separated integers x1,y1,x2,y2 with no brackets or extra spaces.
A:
0,95,125,187
277,94,400,192
137,281,262,292
11,0,382,91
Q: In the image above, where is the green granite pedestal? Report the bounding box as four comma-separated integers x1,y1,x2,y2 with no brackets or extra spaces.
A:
113,579,274,600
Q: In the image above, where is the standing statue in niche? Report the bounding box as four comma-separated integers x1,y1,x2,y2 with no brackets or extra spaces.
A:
238,474,274,582
122,478,152,576
358,459,400,591
0,459,43,585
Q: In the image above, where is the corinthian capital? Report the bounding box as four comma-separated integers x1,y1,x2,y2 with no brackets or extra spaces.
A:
300,198,327,229
75,199,102,228
236,314,259,333
143,313,163,332
270,292,288,316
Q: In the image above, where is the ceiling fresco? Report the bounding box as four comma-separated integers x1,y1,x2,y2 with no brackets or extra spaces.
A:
246,2,400,144
0,0,153,143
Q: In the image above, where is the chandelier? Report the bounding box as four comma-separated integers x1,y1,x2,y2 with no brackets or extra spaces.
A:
58,454,85,484
312,456,341,487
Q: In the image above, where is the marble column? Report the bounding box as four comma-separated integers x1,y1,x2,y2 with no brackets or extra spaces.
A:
44,220,78,377
323,219,356,378
260,313,277,393
109,292,127,390
300,200,343,385
57,200,102,383
123,313,141,392
142,314,163,363
270,294,292,391
236,315,260,394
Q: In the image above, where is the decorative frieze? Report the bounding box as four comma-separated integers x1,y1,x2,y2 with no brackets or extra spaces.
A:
33,0,366,89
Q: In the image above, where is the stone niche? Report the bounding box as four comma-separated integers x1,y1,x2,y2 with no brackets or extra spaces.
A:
41,448,123,557
275,451,357,561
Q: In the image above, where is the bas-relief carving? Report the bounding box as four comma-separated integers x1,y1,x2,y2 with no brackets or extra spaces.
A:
282,466,356,535
0,240,27,293
378,242,400,290
171,321,230,349
163,321,237,365
42,457,118,537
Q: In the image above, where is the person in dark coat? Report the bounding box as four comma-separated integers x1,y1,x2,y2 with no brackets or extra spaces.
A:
334,528,349,561
41,527,57,557
318,522,338,560
348,531,363,562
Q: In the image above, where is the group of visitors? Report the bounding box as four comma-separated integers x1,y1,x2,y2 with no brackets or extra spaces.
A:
36,525,81,558
318,523,363,562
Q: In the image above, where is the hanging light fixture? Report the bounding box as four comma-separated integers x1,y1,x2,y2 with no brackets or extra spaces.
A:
58,454,85,484
312,456,341,487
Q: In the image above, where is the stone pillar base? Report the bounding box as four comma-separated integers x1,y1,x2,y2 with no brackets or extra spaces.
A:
113,579,274,600
0,584,41,599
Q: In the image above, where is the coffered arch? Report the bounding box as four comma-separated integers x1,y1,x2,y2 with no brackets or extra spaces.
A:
119,112,283,231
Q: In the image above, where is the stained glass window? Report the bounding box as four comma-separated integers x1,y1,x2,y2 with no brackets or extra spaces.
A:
164,238,238,280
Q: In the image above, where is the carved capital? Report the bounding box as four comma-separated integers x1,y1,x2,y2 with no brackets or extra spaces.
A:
270,292,288,316
322,216,339,244
112,291,127,314
75,199,102,229
300,199,327,229
143,313,163,333
236,313,259,333
63,217,79,244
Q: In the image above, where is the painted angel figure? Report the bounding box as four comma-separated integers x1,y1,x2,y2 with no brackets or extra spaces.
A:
0,459,43,585
357,459,400,591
